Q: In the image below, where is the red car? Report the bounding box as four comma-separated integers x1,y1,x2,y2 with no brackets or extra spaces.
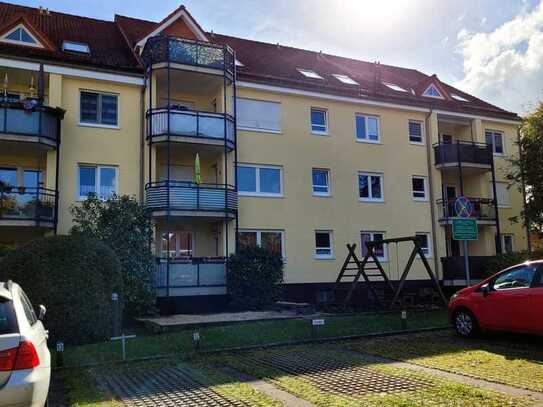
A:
448,260,543,337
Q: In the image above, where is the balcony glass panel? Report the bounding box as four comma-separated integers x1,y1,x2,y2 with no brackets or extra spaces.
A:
0,104,60,143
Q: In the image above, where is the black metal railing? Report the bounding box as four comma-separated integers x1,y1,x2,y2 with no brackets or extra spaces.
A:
441,256,494,281
437,197,496,222
434,141,492,167
0,102,63,145
142,36,235,77
145,181,237,214
0,185,57,225
146,108,235,147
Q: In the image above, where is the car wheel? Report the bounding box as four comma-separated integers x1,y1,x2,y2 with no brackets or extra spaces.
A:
454,309,479,338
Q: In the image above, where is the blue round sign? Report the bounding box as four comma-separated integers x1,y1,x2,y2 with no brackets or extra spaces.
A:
454,196,473,218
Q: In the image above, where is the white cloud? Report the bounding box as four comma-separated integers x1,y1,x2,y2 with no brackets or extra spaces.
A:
455,2,543,114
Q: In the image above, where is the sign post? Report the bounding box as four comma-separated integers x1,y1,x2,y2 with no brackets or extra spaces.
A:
452,197,478,286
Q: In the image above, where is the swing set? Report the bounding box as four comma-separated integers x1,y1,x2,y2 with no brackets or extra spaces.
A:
332,236,447,309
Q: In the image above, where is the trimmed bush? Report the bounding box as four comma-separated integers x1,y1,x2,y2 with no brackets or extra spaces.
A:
0,235,122,344
485,249,543,277
226,246,283,310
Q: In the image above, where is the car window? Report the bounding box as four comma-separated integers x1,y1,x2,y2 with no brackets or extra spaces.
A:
0,299,18,334
493,266,536,290
19,290,37,326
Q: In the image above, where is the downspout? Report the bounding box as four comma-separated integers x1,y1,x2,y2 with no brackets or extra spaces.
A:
139,76,146,203
517,126,531,252
425,105,440,276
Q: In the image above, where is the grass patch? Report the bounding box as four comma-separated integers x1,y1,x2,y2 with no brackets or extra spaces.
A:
346,330,543,392
58,309,447,367
58,368,121,407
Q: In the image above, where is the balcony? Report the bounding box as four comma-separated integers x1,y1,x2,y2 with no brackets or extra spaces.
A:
142,36,234,79
147,108,235,149
155,257,227,297
441,256,494,286
0,102,63,148
437,197,496,225
0,186,57,228
434,141,492,170
145,181,237,218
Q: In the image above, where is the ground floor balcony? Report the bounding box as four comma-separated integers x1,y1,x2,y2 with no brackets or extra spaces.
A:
0,185,57,228
437,197,496,225
441,256,494,286
155,257,227,297
145,181,237,218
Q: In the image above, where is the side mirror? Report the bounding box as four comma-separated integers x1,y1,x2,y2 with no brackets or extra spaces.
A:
38,305,46,321
482,284,491,297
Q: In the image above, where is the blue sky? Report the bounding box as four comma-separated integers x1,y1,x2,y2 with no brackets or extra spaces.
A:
11,0,543,114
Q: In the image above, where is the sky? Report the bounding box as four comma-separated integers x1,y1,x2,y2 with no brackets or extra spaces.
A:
10,0,543,115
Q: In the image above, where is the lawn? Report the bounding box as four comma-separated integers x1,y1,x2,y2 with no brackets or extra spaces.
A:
58,309,448,367
346,330,543,392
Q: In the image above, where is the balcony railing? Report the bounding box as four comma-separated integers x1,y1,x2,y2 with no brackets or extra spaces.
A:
147,108,235,148
142,36,235,77
434,141,492,167
155,257,226,297
437,197,496,223
146,181,237,215
0,102,63,145
0,186,57,225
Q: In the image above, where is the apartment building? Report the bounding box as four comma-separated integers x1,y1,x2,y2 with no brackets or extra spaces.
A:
0,3,528,310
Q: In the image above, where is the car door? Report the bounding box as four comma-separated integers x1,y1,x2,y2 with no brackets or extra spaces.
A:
529,266,543,334
18,289,50,369
478,265,537,332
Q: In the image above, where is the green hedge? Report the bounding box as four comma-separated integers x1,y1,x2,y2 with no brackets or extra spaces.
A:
486,249,543,276
0,235,122,344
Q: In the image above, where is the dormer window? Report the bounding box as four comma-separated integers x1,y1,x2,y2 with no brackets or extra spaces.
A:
333,74,358,85
422,84,444,99
451,94,469,102
62,41,90,54
0,24,42,48
297,69,323,80
383,82,407,92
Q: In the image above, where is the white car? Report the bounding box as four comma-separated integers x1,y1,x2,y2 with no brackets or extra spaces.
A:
0,281,50,407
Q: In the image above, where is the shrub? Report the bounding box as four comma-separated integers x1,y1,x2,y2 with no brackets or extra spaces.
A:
0,235,122,344
0,244,13,259
485,249,543,277
70,195,155,317
226,246,284,310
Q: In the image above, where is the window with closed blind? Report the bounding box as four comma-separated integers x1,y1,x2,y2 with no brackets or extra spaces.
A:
490,182,510,207
236,98,282,133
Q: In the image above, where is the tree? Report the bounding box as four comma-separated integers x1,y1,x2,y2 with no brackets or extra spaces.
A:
71,195,155,317
507,103,543,234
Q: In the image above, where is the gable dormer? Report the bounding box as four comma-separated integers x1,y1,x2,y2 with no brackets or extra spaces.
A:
422,83,444,99
0,15,55,50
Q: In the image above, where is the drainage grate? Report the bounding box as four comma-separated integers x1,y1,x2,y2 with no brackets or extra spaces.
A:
240,350,432,396
100,367,249,407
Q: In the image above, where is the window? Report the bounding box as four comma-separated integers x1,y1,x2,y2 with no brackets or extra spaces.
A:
493,265,536,290
310,108,328,134
315,231,333,259
416,233,432,258
19,289,38,326
238,230,285,257
485,130,504,154
62,41,90,54
237,165,282,197
412,176,428,201
358,172,383,202
355,114,380,142
490,182,510,207
0,168,17,187
80,91,118,126
502,234,514,254
312,169,330,196
236,98,282,133
333,74,358,85
451,94,469,102
78,165,117,200
408,120,424,144
297,69,323,80
422,84,444,99
383,82,407,92
361,232,387,261
1,25,40,47
161,231,193,258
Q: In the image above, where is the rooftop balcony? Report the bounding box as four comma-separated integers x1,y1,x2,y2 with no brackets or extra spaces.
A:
0,185,57,228
434,141,493,170
437,197,496,225
142,36,235,79
0,102,63,148
147,108,235,150
145,181,237,219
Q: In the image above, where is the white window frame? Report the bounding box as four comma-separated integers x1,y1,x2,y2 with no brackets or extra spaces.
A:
315,230,334,259
236,97,282,134
408,120,424,145
485,129,505,155
77,164,118,201
0,24,43,48
422,84,444,99
358,172,384,202
238,164,283,197
411,176,428,201
361,231,388,262
312,168,331,196
416,232,433,258
383,82,408,92
310,108,328,135
62,41,90,54
490,181,510,208
238,229,286,259
333,74,358,85
160,230,194,258
297,69,323,80
501,234,515,254
79,90,120,129
355,114,381,143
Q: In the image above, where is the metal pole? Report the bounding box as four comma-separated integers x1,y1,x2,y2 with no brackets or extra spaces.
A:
463,240,471,286
490,152,502,254
457,141,470,285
